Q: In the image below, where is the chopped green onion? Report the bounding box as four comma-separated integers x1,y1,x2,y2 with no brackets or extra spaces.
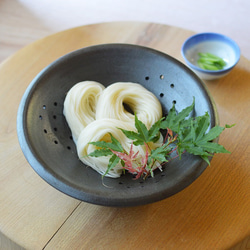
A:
197,52,226,71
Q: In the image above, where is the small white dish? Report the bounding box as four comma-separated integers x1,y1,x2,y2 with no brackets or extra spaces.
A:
181,32,240,80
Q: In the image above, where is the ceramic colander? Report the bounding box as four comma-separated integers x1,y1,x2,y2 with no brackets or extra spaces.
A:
17,44,218,207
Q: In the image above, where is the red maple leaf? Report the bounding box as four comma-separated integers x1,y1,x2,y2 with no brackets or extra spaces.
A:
110,143,139,171
111,143,150,179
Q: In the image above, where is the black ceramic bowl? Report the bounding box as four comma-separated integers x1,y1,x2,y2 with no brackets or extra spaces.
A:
17,44,218,207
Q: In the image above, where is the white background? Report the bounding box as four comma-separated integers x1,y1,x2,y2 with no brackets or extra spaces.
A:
0,0,249,62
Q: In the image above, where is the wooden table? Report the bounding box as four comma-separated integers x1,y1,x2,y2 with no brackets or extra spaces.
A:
0,22,249,250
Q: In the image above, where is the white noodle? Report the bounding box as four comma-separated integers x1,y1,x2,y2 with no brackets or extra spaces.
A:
95,82,162,129
64,81,163,178
77,119,135,178
63,81,105,142
77,118,163,178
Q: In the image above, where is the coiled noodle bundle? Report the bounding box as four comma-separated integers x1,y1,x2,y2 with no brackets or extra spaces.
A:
95,82,162,129
64,81,163,178
63,81,105,142
77,119,138,178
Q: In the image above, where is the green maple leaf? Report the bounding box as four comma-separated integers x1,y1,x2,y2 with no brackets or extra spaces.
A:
86,96,234,179
161,97,195,133
87,148,113,157
149,143,174,163
87,133,124,177
160,98,232,164
176,111,231,164
87,133,124,157
119,113,163,146
103,154,121,177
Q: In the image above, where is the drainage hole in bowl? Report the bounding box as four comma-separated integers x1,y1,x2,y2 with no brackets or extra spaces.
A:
170,83,175,88
160,74,164,79
145,76,150,80
159,93,164,98
39,102,76,152
172,100,176,104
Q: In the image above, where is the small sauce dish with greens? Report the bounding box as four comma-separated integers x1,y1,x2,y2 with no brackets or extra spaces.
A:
181,32,240,80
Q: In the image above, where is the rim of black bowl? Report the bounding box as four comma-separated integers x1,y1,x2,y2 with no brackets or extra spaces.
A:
17,43,219,207
181,32,241,74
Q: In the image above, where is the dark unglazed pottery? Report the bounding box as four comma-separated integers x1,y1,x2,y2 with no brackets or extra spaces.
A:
17,44,218,207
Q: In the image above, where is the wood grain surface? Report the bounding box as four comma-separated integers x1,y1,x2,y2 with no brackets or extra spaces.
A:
0,22,249,250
